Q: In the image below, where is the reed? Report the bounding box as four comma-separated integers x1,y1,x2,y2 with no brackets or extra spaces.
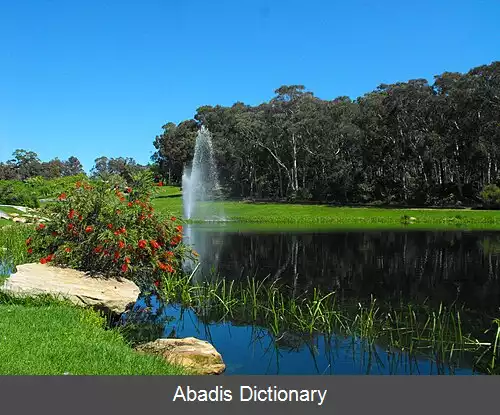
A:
150,271,497,371
0,224,31,279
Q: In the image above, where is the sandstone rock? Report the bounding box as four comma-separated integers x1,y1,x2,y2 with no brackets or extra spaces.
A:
0,211,10,220
1,263,140,315
135,337,225,375
12,217,27,223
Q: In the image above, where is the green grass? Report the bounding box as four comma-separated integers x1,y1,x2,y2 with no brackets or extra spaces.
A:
0,294,187,375
152,186,500,229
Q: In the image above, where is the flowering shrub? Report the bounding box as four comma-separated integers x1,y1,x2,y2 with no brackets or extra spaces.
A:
26,179,193,289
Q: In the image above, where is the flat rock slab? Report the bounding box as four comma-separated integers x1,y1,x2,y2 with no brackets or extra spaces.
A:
135,337,225,375
1,263,140,315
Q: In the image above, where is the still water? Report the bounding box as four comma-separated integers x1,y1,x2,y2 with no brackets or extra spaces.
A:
132,225,500,375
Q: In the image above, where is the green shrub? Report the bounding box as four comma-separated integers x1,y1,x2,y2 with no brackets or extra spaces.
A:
26,178,195,289
0,181,39,208
481,184,500,209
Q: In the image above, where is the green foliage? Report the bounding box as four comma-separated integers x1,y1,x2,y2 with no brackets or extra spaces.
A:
26,180,194,288
480,184,500,209
0,175,89,208
153,61,500,206
24,174,88,198
0,181,39,208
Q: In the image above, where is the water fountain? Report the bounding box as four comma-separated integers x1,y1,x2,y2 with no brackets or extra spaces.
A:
181,126,225,221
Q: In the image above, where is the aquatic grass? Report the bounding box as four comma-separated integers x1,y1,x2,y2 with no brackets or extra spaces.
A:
148,272,500,371
0,223,32,280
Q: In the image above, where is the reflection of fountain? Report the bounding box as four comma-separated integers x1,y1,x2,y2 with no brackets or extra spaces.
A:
183,224,225,282
182,126,225,221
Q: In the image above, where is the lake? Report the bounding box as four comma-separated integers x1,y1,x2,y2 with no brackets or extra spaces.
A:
127,225,500,375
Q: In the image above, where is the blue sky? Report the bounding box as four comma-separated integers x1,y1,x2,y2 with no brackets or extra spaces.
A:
1,0,499,171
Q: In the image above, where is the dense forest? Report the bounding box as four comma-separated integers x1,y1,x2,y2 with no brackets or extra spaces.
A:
153,61,500,206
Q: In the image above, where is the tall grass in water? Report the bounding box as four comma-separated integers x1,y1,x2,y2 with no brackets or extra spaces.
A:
153,272,495,370
0,224,31,279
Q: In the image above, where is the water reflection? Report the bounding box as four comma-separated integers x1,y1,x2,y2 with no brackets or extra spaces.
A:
183,226,500,312
127,297,475,375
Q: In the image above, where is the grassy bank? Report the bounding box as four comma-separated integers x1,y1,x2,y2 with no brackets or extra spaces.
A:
152,186,500,228
0,295,187,375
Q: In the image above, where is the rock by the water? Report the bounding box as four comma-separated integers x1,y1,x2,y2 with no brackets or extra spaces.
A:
135,337,225,375
1,263,140,314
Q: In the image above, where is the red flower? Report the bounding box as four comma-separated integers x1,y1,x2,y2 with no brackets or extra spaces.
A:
116,209,121,215
107,223,113,229
124,256,131,264
26,237,32,245
170,235,182,246
85,226,93,233
120,227,126,234
46,254,54,262
125,187,132,193
40,257,47,264
58,192,67,201
138,214,145,221
114,251,120,260
68,209,76,219
75,181,82,188
67,223,74,231
94,245,103,254
154,280,159,287
118,240,125,249
150,240,160,250
37,223,46,230
165,251,174,258
138,240,147,249
171,216,176,222
27,248,33,254
65,247,72,253
121,263,128,273
158,181,163,187
51,231,58,236
78,215,83,221
175,225,183,232
119,196,125,202
127,202,133,207
103,249,110,256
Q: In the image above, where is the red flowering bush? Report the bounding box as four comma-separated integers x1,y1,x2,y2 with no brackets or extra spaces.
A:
26,179,194,289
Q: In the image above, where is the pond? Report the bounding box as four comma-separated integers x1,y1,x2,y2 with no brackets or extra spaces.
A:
125,225,500,375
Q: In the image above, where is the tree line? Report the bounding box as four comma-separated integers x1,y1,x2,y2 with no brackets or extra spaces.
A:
0,151,151,182
153,61,500,206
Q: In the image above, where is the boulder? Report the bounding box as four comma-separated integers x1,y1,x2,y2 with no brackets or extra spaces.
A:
135,337,225,375
1,263,140,315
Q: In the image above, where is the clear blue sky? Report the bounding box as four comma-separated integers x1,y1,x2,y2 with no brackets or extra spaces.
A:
1,0,499,172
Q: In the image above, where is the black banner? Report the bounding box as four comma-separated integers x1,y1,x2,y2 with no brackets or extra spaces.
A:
0,376,497,414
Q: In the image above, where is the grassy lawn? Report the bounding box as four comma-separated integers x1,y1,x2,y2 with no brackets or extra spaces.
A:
152,186,500,228
0,296,187,375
